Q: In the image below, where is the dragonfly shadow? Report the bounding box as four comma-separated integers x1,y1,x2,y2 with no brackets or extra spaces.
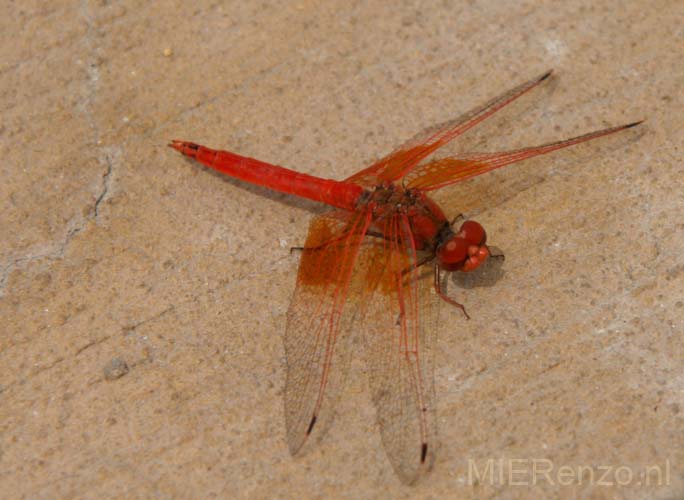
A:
449,246,506,290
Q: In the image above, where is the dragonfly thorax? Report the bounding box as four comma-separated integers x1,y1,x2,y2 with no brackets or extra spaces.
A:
364,185,449,249
366,183,415,211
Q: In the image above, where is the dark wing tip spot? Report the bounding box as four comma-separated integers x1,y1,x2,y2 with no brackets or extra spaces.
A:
307,415,317,435
625,120,644,129
421,443,428,463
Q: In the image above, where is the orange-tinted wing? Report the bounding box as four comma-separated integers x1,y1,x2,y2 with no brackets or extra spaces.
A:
359,212,439,484
346,70,553,188
284,208,372,454
404,122,642,191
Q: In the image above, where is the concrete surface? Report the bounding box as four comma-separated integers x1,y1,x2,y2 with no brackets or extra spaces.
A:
2,1,683,498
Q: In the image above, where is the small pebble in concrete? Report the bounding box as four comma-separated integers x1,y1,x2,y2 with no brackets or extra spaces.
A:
103,358,129,381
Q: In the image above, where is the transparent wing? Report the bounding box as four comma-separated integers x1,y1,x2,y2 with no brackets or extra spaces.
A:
346,70,553,188
360,212,439,484
405,121,642,191
284,208,373,454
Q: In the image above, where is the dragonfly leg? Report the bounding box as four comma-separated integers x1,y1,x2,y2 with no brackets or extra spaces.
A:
366,230,387,240
400,255,434,278
290,242,339,254
395,312,402,326
434,264,470,319
290,229,389,254
450,213,465,227
289,231,356,254
489,249,505,261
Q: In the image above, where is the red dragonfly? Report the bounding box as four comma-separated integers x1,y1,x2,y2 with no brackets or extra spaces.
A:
170,71,639,484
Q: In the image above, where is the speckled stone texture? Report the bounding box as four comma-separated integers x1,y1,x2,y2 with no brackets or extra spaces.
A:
2,1,683,498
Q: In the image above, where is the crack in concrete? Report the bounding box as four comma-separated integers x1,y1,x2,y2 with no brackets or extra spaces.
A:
0,356,70,395
123,305,177,336
75,334,112,357
0,24,410,298
0,356,65,394
33,356,66,377
94,154,113,220
0,165,111,296
0,3,116,297
3,305,178,395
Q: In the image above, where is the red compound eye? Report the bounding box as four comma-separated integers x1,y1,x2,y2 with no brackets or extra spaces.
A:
461,245,490,272
457,220,486,246
436,237,469,271
437,220,490,272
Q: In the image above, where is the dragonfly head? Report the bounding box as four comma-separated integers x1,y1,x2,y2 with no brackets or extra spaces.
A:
436,220,489,272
